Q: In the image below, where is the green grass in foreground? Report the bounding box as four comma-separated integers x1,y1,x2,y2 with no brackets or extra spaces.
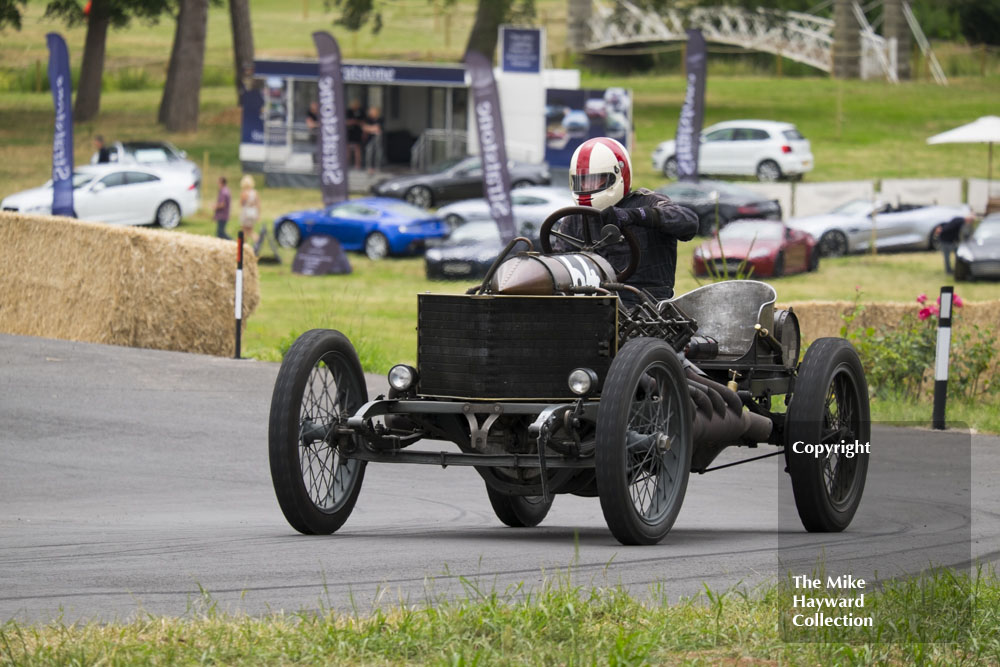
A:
2,568,998,665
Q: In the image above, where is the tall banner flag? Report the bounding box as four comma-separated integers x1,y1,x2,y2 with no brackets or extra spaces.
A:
46,32,76,217
675,29,707,183
464,49,516,242
312,31,349,206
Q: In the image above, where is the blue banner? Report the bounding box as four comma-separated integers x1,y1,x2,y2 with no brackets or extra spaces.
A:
676,29,707,183
464,49,516,243
46,32,75,217
312,31,349,206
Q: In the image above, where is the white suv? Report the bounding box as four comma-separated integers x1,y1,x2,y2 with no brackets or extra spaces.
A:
651,120,813,182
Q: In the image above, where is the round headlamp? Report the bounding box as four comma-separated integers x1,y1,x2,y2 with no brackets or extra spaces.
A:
568,368,599,396
388,364,418,392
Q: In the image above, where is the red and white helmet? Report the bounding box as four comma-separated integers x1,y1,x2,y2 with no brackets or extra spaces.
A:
568,137,632,210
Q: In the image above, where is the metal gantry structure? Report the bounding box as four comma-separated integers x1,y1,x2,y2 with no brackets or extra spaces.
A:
577,0,946,85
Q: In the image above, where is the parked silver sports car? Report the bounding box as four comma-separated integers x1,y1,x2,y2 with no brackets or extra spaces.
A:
787,199,973,257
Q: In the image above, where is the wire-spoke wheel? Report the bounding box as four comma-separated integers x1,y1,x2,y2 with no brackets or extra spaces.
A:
786,338,870,532
269,329,367,534
596,337,692,545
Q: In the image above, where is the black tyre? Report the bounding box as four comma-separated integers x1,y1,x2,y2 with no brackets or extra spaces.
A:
785,338,870,533
405,185,433,209
663,157,679,180
756,160,782,182
155,200,181,229
364,231,390,260
595,337,693,545
276,220,301,248
819,230,848,257
268,329,368,535
808,247,820,272
486,487,553,527
772,251,785,277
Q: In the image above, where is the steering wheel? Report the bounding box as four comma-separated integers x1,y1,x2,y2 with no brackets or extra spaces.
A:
539,205,640,283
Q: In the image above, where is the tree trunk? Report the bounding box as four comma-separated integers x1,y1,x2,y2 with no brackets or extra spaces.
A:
158,0,209,132
464,0,509,60
74,0,110,122
229,0,254,104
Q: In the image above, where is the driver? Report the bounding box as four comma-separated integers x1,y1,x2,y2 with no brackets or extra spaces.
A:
565,137,698,305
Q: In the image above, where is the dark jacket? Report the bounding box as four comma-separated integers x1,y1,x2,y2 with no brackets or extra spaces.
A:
939,217,965,244
560,188,699,304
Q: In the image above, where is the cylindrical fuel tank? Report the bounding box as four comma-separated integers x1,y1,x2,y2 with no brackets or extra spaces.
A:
488,252,618,296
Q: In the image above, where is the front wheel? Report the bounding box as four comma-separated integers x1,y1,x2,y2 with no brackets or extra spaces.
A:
663,157,679,180
595,337,693,545
365,231,390,260
155,200,181,229
268,329,368,535
486,488,553,527
785,338,870,532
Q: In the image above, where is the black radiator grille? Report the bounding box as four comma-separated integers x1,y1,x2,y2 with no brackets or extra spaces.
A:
418,294,617,399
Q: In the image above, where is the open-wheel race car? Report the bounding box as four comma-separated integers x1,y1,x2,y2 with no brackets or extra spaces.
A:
268,206,871,545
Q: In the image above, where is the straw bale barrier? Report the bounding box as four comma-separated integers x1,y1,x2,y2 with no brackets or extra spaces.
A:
781,300,1000,344
0,211,259,356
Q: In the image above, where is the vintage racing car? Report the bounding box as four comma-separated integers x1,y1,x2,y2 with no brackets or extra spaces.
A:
268,206,871,545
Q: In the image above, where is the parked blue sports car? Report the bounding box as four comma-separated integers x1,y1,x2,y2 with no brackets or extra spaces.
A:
273,197,449,260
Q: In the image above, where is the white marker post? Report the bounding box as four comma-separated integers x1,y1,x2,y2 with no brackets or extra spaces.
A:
235,231,244,360
932,286,953,430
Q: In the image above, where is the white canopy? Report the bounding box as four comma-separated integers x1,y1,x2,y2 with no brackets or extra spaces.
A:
927,116,1000,145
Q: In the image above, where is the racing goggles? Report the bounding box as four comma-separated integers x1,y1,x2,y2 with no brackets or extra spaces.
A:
570,171,616,195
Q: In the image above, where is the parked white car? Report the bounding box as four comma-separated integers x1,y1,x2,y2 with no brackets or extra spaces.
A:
91,140,201,197
1,164,199,229
435,185,575,230
651,120,814,182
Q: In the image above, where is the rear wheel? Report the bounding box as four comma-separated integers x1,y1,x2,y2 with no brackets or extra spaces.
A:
268,329,368,535
595,337,693,545
785,338,870,532
364,231,390,260
155,200,181,229
486,488,553,527
663,157,679,180
276,220,302,248
756,160,782,182
819,230,848,257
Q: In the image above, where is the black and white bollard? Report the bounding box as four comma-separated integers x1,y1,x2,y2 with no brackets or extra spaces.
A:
931,286,953,430
235,231,244,360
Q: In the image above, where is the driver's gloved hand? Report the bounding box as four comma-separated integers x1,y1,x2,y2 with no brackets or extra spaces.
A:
599,205,661,229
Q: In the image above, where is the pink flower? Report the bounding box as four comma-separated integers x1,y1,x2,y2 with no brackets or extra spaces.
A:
917,293,927,304
918,307,933,321
930,304,939,316
954,294,964,308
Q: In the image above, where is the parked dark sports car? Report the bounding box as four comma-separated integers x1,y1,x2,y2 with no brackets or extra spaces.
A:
656,180,782,236
425,217,539,280
273,197,448,260
693,219,818,277
371,156,551,209
955,214,1000,281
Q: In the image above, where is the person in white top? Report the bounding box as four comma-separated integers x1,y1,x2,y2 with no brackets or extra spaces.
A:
239,174,261,244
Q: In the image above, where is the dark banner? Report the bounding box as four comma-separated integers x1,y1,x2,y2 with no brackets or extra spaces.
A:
312,31,349,206
46,32,75,217
464,49,516,242
676,29,707,183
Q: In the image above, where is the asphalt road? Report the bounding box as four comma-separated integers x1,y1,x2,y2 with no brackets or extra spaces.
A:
2,333,998,623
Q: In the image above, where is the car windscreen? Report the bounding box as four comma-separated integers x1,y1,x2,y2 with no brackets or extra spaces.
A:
719,223,783,241
831,200,873,216
381,201,432,218
972,221,1000,242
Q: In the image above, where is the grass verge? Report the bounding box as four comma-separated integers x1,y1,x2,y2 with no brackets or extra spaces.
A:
2,567,998,664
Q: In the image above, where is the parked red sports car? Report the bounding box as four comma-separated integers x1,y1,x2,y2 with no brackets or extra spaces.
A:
692,220,818,277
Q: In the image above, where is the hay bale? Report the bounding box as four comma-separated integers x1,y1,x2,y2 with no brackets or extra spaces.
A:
0,211,259,356
780,300,1000,344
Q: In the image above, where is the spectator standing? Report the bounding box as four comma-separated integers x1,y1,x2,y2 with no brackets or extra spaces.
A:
346,98,364,170
305,101,320,166
214,176,232,240
939,216,965,274
93,135,112,163
362,106,384,175
240,174,261,244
